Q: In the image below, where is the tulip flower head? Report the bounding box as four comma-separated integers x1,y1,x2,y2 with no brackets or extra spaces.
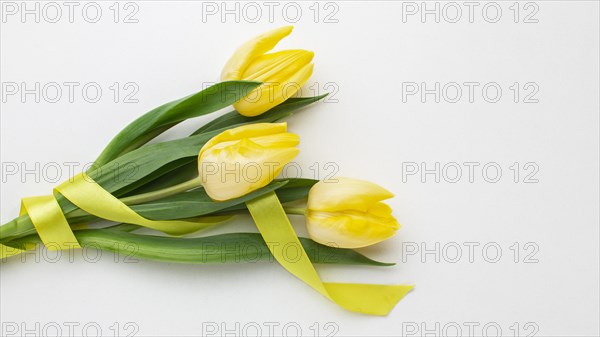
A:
306,178,400,248
198,123,299,201
222,26,314,117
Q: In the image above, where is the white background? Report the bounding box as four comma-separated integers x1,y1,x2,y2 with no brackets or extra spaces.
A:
1,1,599,336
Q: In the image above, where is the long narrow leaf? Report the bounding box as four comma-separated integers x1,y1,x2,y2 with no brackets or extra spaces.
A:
6,230,394,266
94,81,260,167
192,94,328,135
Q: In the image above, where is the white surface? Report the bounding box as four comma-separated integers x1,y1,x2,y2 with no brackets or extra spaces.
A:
1,1,599,336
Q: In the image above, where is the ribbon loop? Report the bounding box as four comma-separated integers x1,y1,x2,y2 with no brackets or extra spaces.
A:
20,195,81,251
55,173,227,236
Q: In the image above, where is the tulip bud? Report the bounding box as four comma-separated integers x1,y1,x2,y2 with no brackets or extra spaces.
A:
306,178,400,248
222,26,314,117
198,123,299,201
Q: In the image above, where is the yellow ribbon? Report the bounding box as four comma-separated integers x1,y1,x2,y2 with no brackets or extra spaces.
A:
21,195,81,250
1,173,225,259
246,192,414,316
1,193,81,259
1,243,24,259
56,173,225,236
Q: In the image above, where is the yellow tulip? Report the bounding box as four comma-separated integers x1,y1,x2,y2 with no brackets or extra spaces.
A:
222,26,314,117
306,178,400,248
198,123,299,201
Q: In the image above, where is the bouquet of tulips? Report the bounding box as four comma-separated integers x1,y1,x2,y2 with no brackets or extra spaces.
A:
0,27,413,315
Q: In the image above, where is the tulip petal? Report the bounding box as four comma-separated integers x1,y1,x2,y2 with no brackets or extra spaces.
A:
221,26,294,81
200,139,299,201
308,177,395,212
307,210,399,249
198,123,300,201
368,202,394,217
234,63,314,117
242,50,303,78
249,132,300,149
199,122,287,158
244,50,314,82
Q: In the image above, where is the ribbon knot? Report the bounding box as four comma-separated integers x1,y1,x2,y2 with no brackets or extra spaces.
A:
1,173,223,258
20,195,81,251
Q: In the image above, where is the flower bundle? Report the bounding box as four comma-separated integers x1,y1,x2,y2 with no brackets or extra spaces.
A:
0,27,413,316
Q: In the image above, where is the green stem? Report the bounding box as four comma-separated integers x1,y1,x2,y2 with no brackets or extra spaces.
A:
63,177,202,221
283,207,306,215
120,178,202,205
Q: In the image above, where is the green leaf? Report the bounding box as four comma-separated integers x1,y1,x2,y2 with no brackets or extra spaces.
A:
215,178,317,214
6,230,394,266
276,178,318,202
94,81,261,167
90,132,214,195
193,94,328,135
113,157,198,198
